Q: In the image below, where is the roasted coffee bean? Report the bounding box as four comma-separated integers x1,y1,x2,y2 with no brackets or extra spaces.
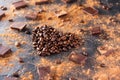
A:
12,72,20,78
32,25,83,56
100,63,106,67
8,19,14,22
1,6,7,10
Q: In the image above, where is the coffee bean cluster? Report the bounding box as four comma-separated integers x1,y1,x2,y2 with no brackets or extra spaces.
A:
32,25,83,56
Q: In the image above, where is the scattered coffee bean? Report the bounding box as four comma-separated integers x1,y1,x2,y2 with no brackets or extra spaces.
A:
80,20,85,23
82,52,88,56
102,5,110,10
32,25,83,56
19,57,24,63
12,72,20,78
15,42,21,47
8,19,14,22
100,63,106,67
38,9,46,13
1,6,7,10
55,59,62,64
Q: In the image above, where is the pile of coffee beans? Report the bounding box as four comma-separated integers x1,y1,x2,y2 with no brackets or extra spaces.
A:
32,25,83,56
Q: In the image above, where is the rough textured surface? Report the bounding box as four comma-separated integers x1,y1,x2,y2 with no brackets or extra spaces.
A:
0,0,120,80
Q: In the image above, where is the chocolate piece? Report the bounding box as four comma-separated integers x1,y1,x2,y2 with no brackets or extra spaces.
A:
69,51,87,64
91,27,101,35
83,7,98,16
12,0,27,9
25,13,38,20
97,45,115,56
55,10,67,18
0,44,11,56
10,22,27,31
62,0,76,3
104,49,115,57
37,66,52,80
0,12,5,20
4,77,18,80
35,0,49,5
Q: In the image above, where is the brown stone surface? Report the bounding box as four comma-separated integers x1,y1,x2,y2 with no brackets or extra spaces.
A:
0,0,120,80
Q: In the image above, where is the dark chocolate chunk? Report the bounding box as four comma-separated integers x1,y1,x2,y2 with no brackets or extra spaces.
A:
83,7,98,16
55,10,67,18
25,13,38,20
10,22,27,31
0,12,5,20
61,0,76,3
0,44,11,56
35,0,49,5
4,77,18,80
37,66,52,80
69,51,87,64
12,0,27,9
91,27,101,35
104,49,115,57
